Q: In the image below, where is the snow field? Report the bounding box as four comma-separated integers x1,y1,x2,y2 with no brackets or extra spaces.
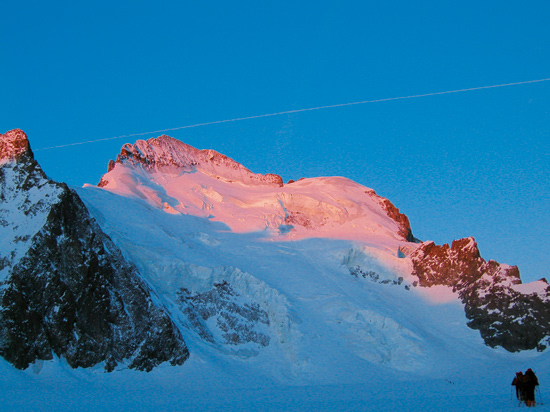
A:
4,134,550,411
77,184,550,387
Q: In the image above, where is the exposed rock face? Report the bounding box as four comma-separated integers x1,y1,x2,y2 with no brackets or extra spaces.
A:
0,129,32,163
460,264,550,352
177,280,270,354
410,238,490,290
99,135,284,187
411,237,550,351
364,188,416,242
0,129,189,371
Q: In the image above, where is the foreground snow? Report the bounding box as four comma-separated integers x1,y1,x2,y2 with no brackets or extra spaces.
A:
3,353,549,412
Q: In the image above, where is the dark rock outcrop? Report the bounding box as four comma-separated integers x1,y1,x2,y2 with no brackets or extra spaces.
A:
411,237,550,352
410,238,495,290
177,280,270,351
0,129,189,371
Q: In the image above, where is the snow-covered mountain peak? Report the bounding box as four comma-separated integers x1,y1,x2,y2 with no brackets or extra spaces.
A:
94,135,415,245
99,134,283,187
5,128,550,396
0,129,32,165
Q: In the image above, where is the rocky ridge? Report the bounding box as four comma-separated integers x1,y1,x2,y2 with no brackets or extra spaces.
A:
364,188,416,242
411,237,550,351
0,129,189,371
0,129,32,164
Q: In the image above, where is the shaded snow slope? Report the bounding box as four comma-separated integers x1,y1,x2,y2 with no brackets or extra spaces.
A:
77,134,550,378
77,182,518,383
3,348,550,412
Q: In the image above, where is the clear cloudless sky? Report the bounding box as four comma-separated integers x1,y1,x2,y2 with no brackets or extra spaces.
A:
2,1,549,282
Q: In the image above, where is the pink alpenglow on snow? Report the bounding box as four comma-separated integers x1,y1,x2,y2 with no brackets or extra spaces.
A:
96,135,414,247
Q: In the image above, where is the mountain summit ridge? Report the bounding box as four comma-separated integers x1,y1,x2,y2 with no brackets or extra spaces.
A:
96,135,415,243
99,134,284,187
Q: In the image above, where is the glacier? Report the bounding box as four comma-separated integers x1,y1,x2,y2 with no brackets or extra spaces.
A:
1,130,550,411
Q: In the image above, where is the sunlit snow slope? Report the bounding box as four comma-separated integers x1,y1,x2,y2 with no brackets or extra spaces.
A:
76,134,549,385
96,135,414,245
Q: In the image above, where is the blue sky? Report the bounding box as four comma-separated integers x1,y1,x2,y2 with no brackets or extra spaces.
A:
2,1,549,282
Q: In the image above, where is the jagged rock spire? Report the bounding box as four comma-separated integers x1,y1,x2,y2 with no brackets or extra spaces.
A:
0,129,33,164
0,129,190,371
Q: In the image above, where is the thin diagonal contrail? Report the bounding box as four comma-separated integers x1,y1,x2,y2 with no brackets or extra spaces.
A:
35,77,550,151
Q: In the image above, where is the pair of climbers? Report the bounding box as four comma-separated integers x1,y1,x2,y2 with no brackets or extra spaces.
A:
512,368,539,407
